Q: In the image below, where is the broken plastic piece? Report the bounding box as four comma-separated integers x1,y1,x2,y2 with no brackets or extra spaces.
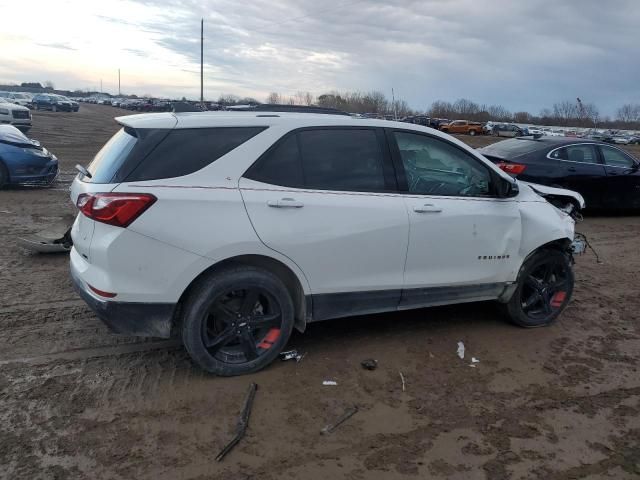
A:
321,406,358,434
322,380,338,386
279,349,301,361
361,359,378,370
215,383,258,462
457,341,465,359
17,215,74,254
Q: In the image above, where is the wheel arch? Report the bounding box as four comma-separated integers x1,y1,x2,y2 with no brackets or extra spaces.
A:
498,237,572,303
173,254,310,335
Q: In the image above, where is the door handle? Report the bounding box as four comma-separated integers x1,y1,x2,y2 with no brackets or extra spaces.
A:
413,204,442,213
267,198,304,208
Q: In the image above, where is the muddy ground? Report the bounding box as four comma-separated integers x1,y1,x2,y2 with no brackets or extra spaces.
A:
1,105,639,479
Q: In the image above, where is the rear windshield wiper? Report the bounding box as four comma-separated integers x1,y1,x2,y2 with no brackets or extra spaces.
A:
75,164,92,179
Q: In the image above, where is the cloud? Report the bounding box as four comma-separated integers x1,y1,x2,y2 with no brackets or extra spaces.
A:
36,42,77,51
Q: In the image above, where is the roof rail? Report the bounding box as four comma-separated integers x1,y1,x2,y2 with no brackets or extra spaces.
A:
251,104,351,116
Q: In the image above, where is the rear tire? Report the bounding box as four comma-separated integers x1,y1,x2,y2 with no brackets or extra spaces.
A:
181,265,295,376
504,249,574,327
469,129,476,136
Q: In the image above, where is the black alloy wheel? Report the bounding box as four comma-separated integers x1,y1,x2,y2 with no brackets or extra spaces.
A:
181,266,294,375
504,249,574,327
203,287,283,364
520,257,570,321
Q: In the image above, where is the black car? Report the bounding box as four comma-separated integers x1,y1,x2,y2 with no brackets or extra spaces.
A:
479,137,640,210
32,94,73,112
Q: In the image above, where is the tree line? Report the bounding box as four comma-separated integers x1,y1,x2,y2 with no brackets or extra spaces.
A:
248,91,640,130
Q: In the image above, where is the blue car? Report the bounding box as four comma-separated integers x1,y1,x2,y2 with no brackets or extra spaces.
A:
0,125,58,187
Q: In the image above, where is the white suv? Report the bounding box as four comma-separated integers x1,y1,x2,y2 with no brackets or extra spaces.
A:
70,109,584,376
0,98,32,131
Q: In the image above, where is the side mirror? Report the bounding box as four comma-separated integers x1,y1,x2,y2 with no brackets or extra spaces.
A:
497,177,519,198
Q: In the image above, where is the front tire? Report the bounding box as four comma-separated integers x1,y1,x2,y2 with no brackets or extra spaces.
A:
504,249,574,327
181,266,295,376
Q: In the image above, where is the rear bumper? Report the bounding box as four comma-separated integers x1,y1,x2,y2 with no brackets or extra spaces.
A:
70,255,176,338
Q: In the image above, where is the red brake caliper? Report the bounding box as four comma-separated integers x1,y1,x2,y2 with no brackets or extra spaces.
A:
257,328,281,349
550,291,566,308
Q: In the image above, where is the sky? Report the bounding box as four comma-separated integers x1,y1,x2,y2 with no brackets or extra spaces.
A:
1,0,638,116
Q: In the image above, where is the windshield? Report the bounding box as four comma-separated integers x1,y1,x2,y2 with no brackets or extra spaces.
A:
480,138,545,158
86,128,138,183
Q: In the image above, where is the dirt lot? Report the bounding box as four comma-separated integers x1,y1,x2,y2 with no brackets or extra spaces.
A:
1,105,639,479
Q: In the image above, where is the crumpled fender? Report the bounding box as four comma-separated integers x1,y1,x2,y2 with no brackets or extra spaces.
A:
518,181,586,209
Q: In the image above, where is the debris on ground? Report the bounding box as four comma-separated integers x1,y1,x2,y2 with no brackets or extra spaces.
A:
17,215,74,253
215,383,258,462
321,406,358,435
471,357,480,363
322,380,338,386
457,341,465,359
360,359,378,370
399,371,406,391
280,350,305,362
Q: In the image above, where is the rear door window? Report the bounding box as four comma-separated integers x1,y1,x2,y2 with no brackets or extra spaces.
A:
600,145,636,168
297,129,386,191
549,144,599,164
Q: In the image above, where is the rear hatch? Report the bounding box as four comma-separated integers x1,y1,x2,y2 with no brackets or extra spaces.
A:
70,119,175,261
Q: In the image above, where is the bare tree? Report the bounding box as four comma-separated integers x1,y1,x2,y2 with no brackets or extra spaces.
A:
513,111,532,123
266,92,282,104
553,101,578,125
616,104,640,123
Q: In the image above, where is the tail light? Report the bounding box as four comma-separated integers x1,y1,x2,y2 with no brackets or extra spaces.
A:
498,162,527,176
77,193,156,227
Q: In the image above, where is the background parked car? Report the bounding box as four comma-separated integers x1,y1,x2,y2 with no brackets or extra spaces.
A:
0,125,57,187
479,137,640,210
439,120,484,136
492,124,524,137
0,98,32,131
55,95,79,112
32,94,73,112
0,92,33,108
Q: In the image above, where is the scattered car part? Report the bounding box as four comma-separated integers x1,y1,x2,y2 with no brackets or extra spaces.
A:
280,349,303,362
399,371,406,391
322,380,338,386
320,406,358,435
361,359,378,370
215,383,258,462
457,341,465,359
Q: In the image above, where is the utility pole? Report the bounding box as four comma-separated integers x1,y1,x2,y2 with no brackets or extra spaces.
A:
391,88,398,120
118,69,121,96
200,18,204,105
